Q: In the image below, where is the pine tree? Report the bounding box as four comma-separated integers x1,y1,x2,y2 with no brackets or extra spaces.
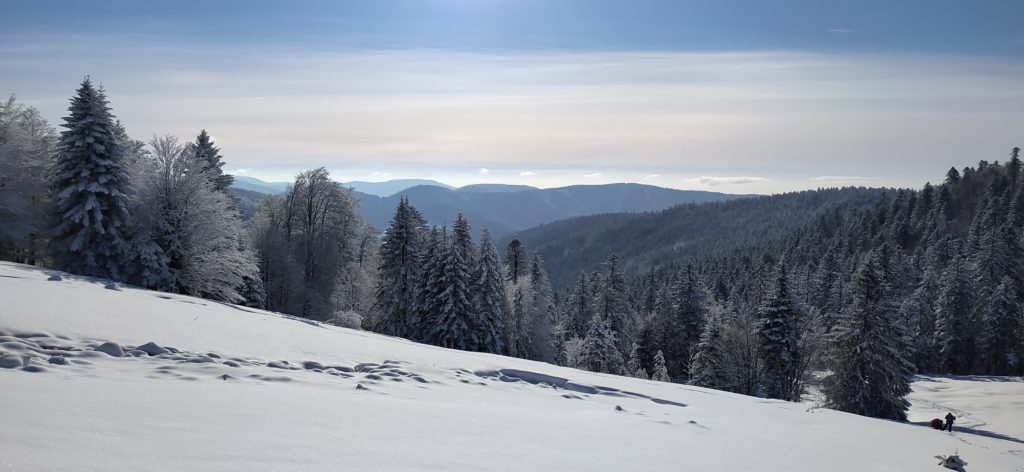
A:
689,309,732,390
51,78,134,281
823,253,914,420
188,129,232,192
651,350,671,382
755,262,802,401
472,229,507,353
375,197,426,338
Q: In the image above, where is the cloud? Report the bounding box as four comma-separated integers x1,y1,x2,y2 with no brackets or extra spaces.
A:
584,172,603,179
479,167,490,175
642,174,660,180
828,28,854,34
226,168,251,176
809,175,874,182
519,171,537,176
366,171,391,180
687,176,768,186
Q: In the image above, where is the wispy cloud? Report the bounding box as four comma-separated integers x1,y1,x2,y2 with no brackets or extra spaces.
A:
479,167,490,175
809,175,875,182
642,174,660,180
828,28,854,34
687,176,768,186
584,172,603,179
226,168,251,176
519,171,537,177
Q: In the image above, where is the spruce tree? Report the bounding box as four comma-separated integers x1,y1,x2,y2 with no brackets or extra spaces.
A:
412,226,445,341
594,253,632,355
528,254,557,362
558,273,593,343
689,310,732,390
651,350,671,382
429,215,476,350
472,229,507,354
980,277,1021,375
189,129,232,192
664,266,705,379
505,238,526,284
505,285,532,358
933,257,973,374
375,197,426,338
755,262,802,401
625,341,649,379
823,253,914,420
51,78,134,281
581,316,625,375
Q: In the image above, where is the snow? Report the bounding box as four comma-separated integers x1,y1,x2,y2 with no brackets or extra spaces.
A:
1,261,1023,471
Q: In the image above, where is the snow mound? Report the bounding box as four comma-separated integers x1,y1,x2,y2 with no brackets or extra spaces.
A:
1,261,1023,472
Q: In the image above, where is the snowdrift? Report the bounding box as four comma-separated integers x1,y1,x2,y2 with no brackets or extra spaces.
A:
1,261,1022,471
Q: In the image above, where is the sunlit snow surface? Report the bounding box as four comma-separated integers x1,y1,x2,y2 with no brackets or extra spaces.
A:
1,261,1022,471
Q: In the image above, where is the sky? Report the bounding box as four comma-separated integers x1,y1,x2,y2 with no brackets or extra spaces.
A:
1,0,1022,194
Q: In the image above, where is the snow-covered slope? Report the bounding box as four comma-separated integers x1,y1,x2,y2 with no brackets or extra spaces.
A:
1,261,1022,472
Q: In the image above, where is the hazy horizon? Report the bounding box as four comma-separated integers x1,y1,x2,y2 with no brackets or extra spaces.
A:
2,0,1021,194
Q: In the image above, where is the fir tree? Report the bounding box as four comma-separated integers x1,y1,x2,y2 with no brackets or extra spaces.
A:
558,273,593,342
664,266,705,379
51,78,134,281
472,229,507,354
823,253,914,420
505,285,532,358
594,253,632,355
412,226,445,341
375,197,426,338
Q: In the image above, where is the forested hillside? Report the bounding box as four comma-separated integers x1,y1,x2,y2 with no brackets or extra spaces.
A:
510,187,887,288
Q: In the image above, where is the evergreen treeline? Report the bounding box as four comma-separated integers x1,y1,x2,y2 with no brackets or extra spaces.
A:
3,80,1021,424
555,153,1022,421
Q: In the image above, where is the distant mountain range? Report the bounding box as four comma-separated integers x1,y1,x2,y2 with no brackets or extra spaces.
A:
230,176,746,238
232,176,455,197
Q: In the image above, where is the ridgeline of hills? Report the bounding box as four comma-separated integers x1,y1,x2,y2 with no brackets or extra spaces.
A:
506,187,889,288
230,177,746,238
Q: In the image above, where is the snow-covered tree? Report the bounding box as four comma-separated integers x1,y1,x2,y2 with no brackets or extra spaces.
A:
581,316,624,375
528,254,557,362
505,284,532,358
428,215,476,349
505,238,526,284
374,197,426,338
185,129,232,192
558,273,593,343
626,342,649,379
689,308,732,390
933,256,973,374
651,350,671,382
980,277,1021,375
131,134,258,302
664,267,705,379
755,262,803,401
593,253,632,355
50,79,134,281
472,229,507,353
0,96,56,265
823,252,914,420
